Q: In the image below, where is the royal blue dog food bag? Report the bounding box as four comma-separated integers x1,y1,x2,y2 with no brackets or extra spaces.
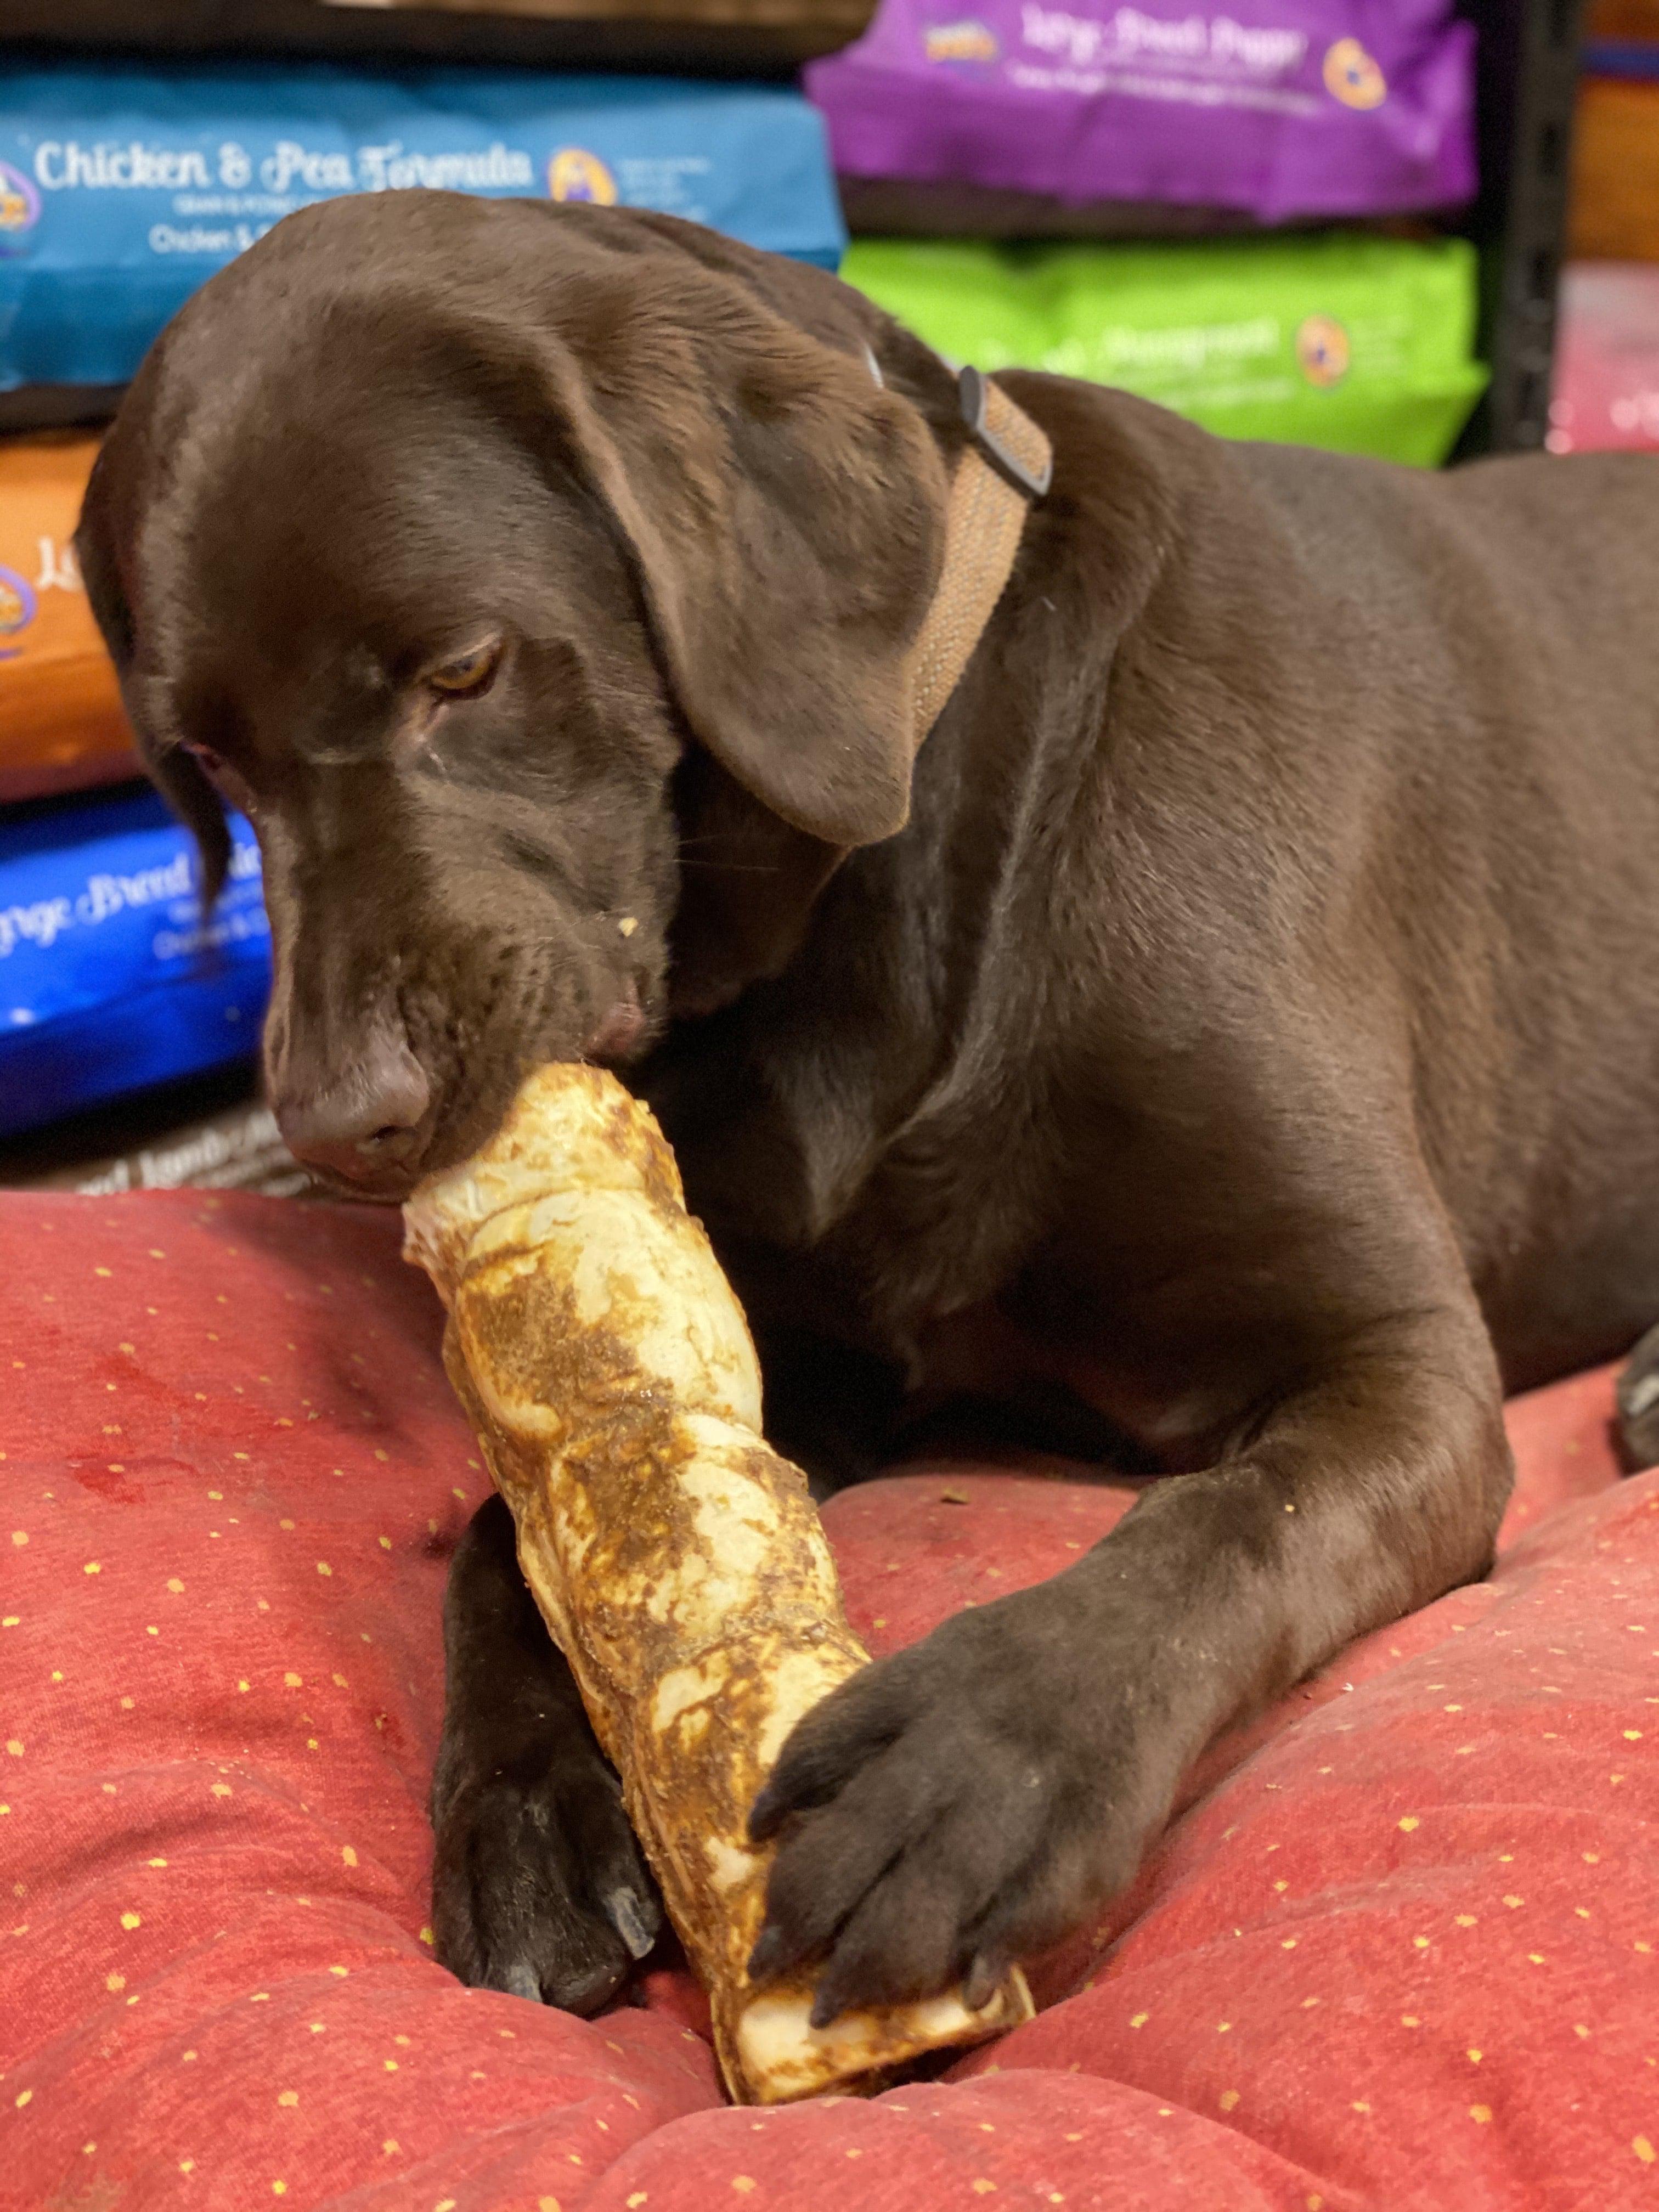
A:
0,786,270,1136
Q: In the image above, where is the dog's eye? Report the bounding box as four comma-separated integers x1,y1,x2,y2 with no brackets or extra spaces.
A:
428,643,500,699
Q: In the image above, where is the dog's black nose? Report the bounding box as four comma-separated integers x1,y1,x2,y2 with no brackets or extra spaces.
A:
274,1029,432,1186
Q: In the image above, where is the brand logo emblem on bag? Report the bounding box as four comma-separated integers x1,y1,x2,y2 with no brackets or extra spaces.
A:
0,161,40,241
548,148,618,205
1323,38,1387,108
0,564,37,659
924,19,1001,61
1296,315,1351,386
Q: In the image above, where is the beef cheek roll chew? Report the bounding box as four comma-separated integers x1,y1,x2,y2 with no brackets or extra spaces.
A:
402,1063,1034,2105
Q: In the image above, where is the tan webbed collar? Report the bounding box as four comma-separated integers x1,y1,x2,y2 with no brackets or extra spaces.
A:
907,365,1053,750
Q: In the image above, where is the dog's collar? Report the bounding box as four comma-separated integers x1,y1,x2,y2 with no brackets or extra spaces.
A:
909,367,1053,752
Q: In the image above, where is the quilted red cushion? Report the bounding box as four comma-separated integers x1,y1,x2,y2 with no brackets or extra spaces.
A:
1,1189,1655,2211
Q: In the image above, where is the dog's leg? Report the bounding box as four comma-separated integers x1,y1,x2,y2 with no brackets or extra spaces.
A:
431,1494,661,2011
746,1188,1514,2019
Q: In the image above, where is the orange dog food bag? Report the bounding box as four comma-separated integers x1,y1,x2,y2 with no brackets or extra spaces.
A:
0,432,137,803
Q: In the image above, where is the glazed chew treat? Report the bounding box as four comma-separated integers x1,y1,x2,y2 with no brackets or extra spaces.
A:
402,1064,1032,2105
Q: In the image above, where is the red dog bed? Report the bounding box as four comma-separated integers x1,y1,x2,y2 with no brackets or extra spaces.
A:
1,1190,1655,2210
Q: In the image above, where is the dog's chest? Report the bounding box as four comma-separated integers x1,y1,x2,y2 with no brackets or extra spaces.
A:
682,1132,1237,1473
656,985,1248,1465
667,1059,1056,1356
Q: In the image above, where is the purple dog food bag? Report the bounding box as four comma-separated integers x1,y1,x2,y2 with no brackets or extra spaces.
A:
805,0,1476,223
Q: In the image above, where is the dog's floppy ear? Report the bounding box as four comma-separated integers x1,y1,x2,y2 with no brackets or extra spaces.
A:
76,444,233,905
536,284,951,848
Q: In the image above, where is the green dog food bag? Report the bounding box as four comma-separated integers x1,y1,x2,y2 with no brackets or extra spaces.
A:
844,238,1049,374
843,232,1486,466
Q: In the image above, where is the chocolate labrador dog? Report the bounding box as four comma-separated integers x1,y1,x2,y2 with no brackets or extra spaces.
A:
77,190,1659,2029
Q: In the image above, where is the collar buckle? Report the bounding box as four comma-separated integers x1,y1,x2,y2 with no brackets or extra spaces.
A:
958,365,1053,501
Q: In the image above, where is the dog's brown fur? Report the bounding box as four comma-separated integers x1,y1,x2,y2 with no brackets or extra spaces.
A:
78,191,1659,2023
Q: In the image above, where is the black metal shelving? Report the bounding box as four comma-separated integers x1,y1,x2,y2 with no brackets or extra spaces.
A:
0,0,854,79
1455,0,1585,453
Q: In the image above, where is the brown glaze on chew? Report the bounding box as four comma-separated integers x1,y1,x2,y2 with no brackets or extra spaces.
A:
403,1064,1032,2103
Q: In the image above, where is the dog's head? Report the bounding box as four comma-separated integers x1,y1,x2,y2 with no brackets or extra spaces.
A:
77,194,960,1195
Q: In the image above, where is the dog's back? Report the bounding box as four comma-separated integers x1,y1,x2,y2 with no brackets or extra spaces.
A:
1179,430,1659,1384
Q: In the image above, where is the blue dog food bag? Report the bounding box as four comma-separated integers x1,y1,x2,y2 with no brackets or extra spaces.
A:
0,64,847,390
0,786,270,1138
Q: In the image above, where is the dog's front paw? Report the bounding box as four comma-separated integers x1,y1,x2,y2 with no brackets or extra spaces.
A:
746,1589,1163,2024
1617,1319,1659,1470
432,1747,662,2016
